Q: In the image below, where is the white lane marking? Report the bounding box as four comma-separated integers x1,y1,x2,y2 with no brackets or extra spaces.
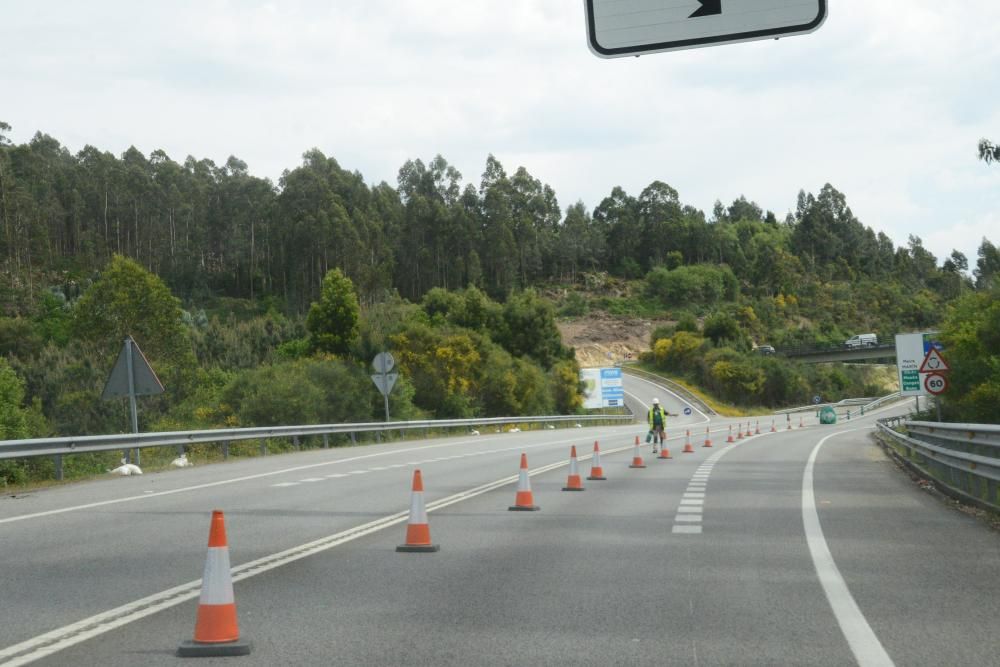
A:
348,470,369,475
675,515,702,523
680,499,705,506
803,430,894,667
677,506,702,514
300,478,324,483
683,492,706,498
0,441,637,666
271,482,299,488
325,474,347,478
369,467,388,471
672,525,702,534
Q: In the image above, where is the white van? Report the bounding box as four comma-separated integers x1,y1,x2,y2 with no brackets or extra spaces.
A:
844,333,878,348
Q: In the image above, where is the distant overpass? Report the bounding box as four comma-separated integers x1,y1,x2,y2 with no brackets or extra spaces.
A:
778,343,897,363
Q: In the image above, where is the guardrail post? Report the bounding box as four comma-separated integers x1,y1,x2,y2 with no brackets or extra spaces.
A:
293,435,300,451
259,438,267,456
53,455,63,481
323,433,329,449
222,441,230,460
376,431,381,443
350,432,356,445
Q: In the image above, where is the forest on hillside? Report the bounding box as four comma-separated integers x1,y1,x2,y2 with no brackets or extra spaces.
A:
3,123,999,314
1,123,998,486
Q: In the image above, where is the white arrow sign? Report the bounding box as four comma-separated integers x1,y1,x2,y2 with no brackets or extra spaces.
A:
585,0,827,58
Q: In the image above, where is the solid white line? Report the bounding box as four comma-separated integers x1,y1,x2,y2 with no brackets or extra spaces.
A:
270,482,298,488
299,478,324,483
803,429,894,667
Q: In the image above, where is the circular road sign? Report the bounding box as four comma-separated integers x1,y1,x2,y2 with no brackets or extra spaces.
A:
924,373,948,396
813,395,822,404
683,407,692,416
372,352,395,374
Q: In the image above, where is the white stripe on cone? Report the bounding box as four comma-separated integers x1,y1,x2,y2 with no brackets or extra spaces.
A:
409,488,428,525
199,547,235,605
517,466,532,491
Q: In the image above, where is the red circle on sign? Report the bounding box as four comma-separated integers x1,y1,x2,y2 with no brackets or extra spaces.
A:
924,373,948,395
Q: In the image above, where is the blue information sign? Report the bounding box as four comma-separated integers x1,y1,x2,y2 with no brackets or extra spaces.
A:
683,407,692,416
600,368,623,407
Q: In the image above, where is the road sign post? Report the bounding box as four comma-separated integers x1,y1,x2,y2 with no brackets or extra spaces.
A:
102,336,165,463
585,0,827,58
918,347,950,422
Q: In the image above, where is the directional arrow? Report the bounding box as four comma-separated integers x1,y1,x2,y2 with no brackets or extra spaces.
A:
689,0,722,19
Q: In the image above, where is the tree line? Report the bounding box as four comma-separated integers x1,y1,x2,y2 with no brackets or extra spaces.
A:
3,122,998,319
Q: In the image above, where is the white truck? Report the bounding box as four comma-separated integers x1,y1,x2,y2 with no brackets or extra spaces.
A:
844,333,878,348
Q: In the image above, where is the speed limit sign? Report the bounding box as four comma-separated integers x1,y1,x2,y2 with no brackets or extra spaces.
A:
923,373,948,395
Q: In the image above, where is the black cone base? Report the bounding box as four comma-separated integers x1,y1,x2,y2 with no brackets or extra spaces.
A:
396,543,440,553
177,638,252,657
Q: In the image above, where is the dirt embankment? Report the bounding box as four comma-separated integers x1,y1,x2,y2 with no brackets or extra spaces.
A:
558,313,669,368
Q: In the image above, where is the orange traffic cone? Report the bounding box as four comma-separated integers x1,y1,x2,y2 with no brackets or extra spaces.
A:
397,469,440,552
799,415,805,428
745,423,753,437
737,424,744,440
770,419,777,433
788,416,793,430
629,440,647,468
563,446,585,491
682,429,695,453
755,420,760,435
587,441,607,480
509,453,540,511
727,425,734,443
657,442,672,459
177,511,252,657
703,426,712,448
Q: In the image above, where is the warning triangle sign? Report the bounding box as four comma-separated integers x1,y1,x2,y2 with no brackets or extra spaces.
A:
918,347,950,374
101,336,165,399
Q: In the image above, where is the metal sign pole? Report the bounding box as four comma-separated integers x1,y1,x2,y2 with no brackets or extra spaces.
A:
382,366,390,422
125,337,140,464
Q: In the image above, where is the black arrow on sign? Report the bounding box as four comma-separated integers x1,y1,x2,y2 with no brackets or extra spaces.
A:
689,0,722,18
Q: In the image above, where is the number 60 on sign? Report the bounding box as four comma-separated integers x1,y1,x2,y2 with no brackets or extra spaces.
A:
923,374,948,395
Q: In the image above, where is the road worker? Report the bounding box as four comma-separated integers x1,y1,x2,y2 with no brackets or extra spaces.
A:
648,397,668,451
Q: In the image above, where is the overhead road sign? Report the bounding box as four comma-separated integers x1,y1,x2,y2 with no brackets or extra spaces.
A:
585,0,827,58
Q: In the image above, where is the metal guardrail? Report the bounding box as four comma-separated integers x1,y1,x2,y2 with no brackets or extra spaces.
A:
774,397,878,415
876,419,1000,511
0,413,635,481
620,366,717,416
778,342,897,357
860,391,903,412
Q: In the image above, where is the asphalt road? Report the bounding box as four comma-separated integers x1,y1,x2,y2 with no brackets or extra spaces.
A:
1,377,997,666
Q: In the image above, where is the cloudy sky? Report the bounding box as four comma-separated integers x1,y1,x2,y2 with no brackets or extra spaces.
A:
3,1,998,264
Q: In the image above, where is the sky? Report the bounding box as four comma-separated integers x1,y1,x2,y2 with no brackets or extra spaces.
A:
3,1,999,266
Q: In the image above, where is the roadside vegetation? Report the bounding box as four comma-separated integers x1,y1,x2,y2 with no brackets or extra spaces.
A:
1,124,998,485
